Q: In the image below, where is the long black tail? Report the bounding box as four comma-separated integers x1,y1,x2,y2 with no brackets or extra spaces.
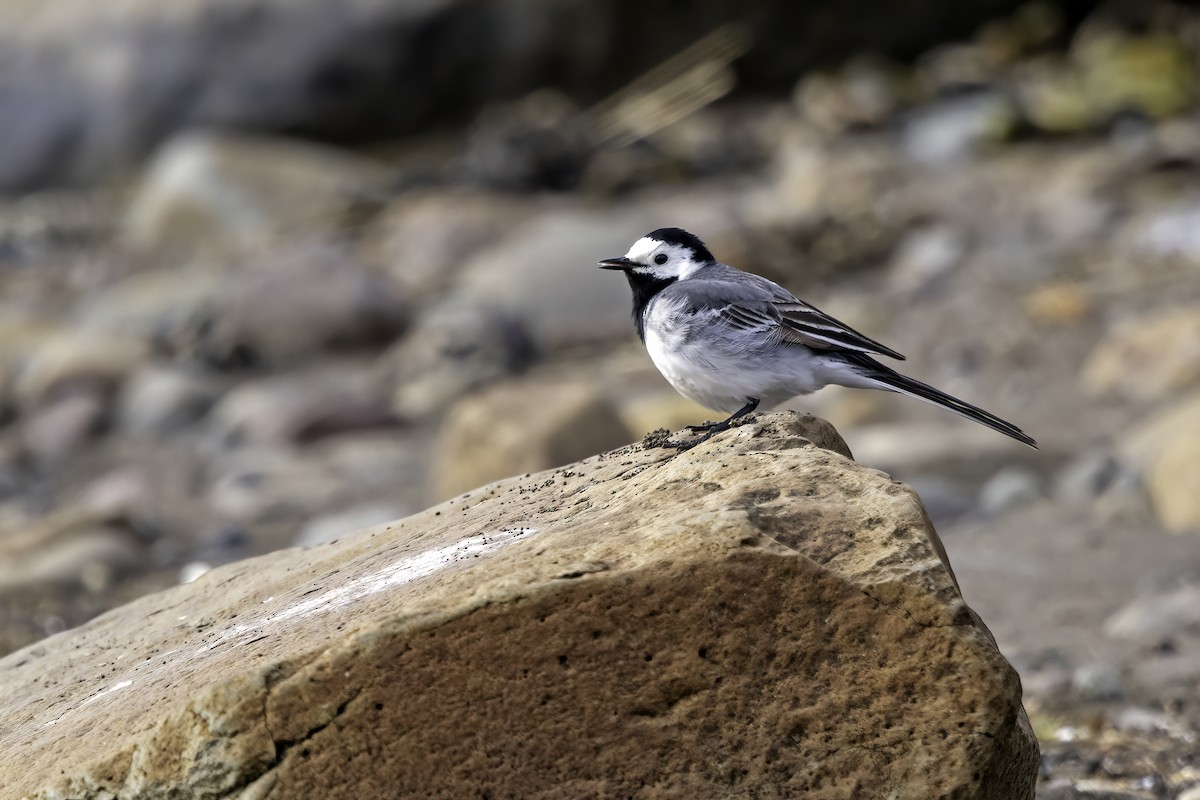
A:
847,354,1037,449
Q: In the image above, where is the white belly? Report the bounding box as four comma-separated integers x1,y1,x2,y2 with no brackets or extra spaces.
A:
644,316,828,414
645,329,734,412
643,297,840,417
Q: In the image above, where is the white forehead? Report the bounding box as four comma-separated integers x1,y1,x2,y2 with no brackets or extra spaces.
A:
622,235,707,278
624,236,666,261
624,237,702,264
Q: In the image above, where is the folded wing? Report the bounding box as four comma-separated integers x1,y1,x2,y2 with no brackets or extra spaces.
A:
720,300,906,361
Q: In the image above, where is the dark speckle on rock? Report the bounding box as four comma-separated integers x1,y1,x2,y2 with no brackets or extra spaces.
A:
640,428,674,449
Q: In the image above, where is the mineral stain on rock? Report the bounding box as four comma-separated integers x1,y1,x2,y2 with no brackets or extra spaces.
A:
0,413,1037,799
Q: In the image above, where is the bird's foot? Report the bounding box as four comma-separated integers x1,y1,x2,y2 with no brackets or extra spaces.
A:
673,400,760,451
671,429,719,451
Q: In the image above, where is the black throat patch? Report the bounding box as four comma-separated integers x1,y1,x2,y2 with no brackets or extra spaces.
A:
625,271,678,342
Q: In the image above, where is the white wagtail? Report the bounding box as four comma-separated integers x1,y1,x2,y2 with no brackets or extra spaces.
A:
599,227,1037,450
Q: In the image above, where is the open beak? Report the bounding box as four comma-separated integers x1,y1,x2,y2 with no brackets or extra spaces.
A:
598,256,638,271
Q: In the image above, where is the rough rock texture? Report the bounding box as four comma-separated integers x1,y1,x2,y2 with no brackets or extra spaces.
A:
0,413,1037,799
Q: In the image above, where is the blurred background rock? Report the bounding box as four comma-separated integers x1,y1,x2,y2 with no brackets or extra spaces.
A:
2,0,1200,794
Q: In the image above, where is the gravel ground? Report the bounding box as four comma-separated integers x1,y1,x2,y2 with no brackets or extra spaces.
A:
2,3,1200,795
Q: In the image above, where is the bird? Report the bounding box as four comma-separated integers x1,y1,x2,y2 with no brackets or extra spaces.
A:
598,227,1036,450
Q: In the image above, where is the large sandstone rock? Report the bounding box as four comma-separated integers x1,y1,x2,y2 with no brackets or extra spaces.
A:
0,413,1038,799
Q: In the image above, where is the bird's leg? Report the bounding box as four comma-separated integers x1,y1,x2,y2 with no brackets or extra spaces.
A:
675,399,759,450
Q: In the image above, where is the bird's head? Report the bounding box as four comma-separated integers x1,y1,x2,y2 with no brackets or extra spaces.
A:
598,227,715,283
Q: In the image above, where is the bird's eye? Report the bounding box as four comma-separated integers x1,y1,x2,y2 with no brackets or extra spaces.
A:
654,254,668,265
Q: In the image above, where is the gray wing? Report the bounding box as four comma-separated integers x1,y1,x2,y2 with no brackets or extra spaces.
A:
686,268,906,361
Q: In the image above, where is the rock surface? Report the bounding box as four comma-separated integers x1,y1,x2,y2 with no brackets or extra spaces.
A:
0,413,1037,799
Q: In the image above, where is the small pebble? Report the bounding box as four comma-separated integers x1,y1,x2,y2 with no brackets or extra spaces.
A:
179,561,212,584
978,467,1042,515
1177,784,1200,800
1111,707,1172,734
1053,450,1121,503
1071,660,1124,701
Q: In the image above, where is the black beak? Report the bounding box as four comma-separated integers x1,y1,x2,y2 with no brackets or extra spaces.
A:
598,256,638,271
